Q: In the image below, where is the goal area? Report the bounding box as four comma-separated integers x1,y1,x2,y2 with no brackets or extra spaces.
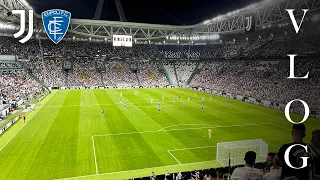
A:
216,139,268,166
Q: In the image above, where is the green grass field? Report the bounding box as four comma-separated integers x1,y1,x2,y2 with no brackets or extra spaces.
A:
0,88,318,180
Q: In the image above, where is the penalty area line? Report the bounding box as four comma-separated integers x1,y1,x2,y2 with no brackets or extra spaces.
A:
168,145,217,151
93,123,273,137
158,124,218,131
0,91,57,153
167,150,181,164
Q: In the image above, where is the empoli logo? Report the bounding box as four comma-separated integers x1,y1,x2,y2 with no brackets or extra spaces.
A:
42,9,71,44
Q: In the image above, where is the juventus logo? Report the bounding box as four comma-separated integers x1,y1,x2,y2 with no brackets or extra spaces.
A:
245,16,252,31
12,10,34,43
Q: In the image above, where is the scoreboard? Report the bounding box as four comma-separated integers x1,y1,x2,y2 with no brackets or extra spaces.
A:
112,35,132,47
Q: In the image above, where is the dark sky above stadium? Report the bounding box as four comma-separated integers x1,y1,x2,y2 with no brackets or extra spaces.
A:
27,0,261,25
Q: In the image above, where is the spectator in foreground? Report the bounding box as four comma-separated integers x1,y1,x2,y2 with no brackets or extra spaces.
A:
216,171,223,180
308,130,320,180
273,123,309,180
230,151,263,180
207,168,220,180
254,152,276,173
262,160,281,180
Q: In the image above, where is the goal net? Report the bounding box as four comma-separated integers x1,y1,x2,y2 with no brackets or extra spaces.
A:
216,139,268,166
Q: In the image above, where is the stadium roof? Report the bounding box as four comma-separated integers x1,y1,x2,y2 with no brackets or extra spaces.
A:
27,0,262,25
0,0,319,42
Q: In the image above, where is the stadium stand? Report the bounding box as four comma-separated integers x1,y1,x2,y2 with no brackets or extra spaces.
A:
0,69,40,100
0,30,319,112
0,25,319,180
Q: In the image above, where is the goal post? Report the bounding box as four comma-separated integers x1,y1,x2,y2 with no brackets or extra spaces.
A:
216,139,268,166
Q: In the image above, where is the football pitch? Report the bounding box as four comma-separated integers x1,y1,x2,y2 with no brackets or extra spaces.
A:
0,88,318,180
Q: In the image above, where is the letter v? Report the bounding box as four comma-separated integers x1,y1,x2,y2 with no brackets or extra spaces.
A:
286,9,309,33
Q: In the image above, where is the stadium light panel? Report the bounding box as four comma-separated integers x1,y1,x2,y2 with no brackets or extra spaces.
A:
203,20,211,24
0,23,15,30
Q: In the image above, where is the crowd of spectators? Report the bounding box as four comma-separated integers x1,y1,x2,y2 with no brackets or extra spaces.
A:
0,31,319,111
0,68,40,100
137,61,169,87
26,57,65,87
0,28,319,180
175,62,196,85
191,59,320,111
0,30,319,59
103,60,138,87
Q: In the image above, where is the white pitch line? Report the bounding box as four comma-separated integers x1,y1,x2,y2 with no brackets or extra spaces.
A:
0,91,57,153
43,101,175,108
159,124,218,131
167,150,181,164
264,141,280,148
168,145,216,151
93,123,273,137
91,136,99,175
270,123,291,131
52,160,220,180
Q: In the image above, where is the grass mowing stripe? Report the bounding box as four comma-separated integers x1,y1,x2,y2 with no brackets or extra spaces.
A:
0,91,57,153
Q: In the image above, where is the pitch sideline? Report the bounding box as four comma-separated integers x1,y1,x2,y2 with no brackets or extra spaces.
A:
0,91,57,152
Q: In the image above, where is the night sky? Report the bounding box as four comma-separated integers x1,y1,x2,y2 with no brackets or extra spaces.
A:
27,0,261,25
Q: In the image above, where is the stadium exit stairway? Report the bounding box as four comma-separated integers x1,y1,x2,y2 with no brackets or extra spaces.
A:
173,62,179,86
187,62,204,85
160,62,174,85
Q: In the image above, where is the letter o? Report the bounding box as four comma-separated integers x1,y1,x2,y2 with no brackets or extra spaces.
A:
284,144,309,169
285,99,309,124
